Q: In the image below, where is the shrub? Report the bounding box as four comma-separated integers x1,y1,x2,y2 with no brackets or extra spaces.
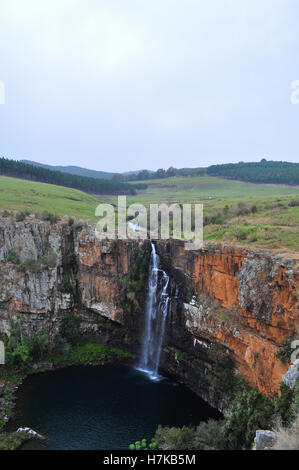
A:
61,277,74,294
23,257,40,272
45,251,57,267
29,329,52,362
15,211,28,222
53,334,71,356
234,228,248,241
129,439,157,450
185,287,195,303
59,315,81,346
274,382,295,426
154,425,196,450
7,249,20,264
273,414,299,450
194,419,226,450
276,336,297,364
222,387,275,449
289,199,299,207
7,343,30,365
41,212,58,224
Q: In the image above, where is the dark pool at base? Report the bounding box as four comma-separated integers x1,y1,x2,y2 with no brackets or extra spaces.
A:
8,365,221,450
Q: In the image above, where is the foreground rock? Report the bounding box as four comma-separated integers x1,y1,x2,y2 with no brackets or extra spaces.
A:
253,430,276,450
282,364,299,389
16,427,45,440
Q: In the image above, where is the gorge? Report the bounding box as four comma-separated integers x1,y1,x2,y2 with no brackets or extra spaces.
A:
0,215,298,448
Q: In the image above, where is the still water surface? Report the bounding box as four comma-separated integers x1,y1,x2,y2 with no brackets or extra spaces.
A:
9,365,221,449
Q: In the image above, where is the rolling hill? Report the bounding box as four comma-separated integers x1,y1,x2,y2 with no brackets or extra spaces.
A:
21,160,115,180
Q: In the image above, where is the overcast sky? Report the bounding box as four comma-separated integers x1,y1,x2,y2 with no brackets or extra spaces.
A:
0,0,298,173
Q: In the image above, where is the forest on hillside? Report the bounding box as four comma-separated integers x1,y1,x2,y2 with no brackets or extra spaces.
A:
207,160,299,185
112,166,206,181
0,158,146,195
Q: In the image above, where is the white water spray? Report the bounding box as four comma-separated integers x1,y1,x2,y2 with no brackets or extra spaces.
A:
138,242,171,381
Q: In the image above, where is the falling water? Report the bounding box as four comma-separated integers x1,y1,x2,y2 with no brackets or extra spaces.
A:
138,242,171,381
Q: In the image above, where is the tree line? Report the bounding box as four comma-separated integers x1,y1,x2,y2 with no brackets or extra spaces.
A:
207,159,299,185
112,166,206,182
0,158,147,195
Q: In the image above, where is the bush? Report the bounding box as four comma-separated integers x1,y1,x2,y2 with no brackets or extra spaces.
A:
29,328,52,362
23,257,40,272
194,419,226,450
289,199,299,207
53,334,71,356
274,382,295,426
234,228,248,241
45,251,57,267
41,212,58,224
5,319,52,366
15,211,28,222
154,425,196,450
185,287,195,303
222,387,275,449
276,336,297,363
273,414,299,450
129,439,157,450
61,277,74,294
59,315,81,346
7,249,20,264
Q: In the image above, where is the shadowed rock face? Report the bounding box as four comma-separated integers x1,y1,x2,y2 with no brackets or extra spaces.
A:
0,218,298,400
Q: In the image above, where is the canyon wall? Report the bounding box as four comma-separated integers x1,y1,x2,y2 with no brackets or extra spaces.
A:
0,217,298,403
156,240,299,397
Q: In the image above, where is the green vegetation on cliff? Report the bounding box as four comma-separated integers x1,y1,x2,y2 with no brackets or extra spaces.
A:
0,431,32,450
149,345,299,450
119,247,150,318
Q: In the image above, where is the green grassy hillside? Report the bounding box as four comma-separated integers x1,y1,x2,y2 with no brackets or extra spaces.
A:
0,175,100,220
103,175,299,204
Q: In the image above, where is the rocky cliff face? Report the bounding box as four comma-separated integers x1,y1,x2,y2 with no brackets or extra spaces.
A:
0,217,74,338
0,218,298,402
156,240,299,396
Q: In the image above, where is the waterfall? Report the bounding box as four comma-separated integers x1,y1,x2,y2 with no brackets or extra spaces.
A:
138,241,170,381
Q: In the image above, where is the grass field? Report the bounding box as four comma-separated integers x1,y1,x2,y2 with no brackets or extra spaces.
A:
99,175,299,205
1,174,299,251
0,175,100,220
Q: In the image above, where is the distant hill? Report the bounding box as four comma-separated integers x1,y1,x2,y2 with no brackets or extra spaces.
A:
21,160,114,180
207,160,299,185
0,158,146,195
